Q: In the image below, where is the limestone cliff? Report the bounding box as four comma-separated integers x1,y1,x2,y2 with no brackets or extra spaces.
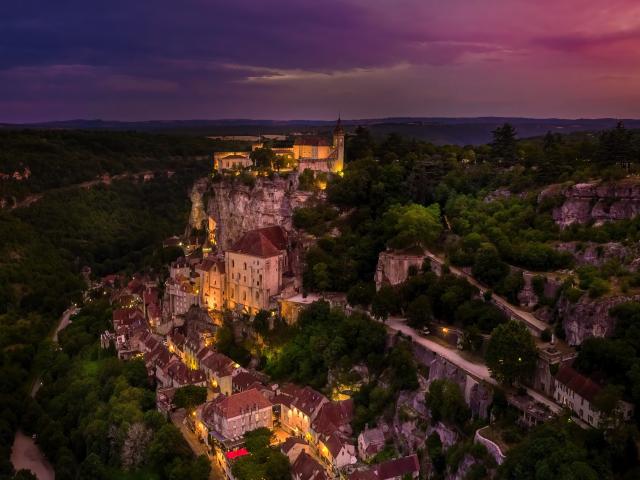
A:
206,175,313,250
539,179,640,228
188,177,209,231
557,293,640,345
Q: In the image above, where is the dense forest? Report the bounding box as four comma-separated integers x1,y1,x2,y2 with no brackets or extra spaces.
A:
0,130,212,479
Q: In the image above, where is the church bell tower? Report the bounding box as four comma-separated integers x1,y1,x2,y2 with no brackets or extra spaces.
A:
332,116,345,173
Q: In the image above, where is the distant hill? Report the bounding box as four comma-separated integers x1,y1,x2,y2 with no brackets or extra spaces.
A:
2,117,639,145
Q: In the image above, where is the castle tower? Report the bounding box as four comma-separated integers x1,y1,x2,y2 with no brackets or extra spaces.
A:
332,116,345,173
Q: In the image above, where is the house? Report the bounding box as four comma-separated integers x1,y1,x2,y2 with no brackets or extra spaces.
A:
232,370,264,393
156,387,177,417
198,388,273,444
157,357,207,388
350,455,420,480
197,256,226,311
291,451,329,480
553,365,634,428
214,152,252,171
225,226,289,314
318,432,357,470
281,437,312,464
278,385,329,438
358,426,386,461
198,348,240,395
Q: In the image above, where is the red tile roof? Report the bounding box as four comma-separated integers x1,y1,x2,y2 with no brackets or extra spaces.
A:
350,455,419,480
294,136,331,147
211,388,271,419
292,451,328,480
228,226,287,258
313,400,353,436
555,366,602,402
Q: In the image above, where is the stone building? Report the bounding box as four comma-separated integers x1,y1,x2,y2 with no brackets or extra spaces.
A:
197,388,273,444
553,365,634,428
213,152,252,171
225,226,289,314
197,257,226,312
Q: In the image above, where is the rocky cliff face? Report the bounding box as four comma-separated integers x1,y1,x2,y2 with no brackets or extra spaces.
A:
558,293,640,345
555,241,636,268
539,179,640,228
188,177,209,231
206,175,313,249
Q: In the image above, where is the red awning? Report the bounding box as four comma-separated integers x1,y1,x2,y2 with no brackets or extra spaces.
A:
225,448,250,460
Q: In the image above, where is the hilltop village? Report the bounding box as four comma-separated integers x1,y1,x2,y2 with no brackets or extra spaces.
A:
95,121,640,480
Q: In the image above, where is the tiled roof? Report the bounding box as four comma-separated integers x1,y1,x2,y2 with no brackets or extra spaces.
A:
291,386,328,417
313,399,353,436
555,366,601,402
377,455,420,479
228,226,287,258
351,455,419,480
292,451,328,480
233,371,263,391
210,388,271,420
201,351,236,377
294,136,331,147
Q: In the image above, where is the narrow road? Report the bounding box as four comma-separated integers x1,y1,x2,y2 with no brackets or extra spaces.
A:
10,432,55,480
12,305,78,478
387,317,493,383
8,170,166,210
385,317,566,417
423,251,548,335
170,410,223,480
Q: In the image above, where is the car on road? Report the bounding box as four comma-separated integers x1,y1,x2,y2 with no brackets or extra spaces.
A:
419,326,431,336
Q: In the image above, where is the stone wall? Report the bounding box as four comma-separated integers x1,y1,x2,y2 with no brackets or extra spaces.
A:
474,427,506,465
413,343,493,419
374,250,430,291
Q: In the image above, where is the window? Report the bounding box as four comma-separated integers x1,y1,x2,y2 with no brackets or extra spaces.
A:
243,291,247,301
232,259,235,267
244,262,247,270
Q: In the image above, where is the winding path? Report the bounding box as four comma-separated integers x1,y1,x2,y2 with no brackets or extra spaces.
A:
423,251,548,335
384,316,564,415
11,305,77,479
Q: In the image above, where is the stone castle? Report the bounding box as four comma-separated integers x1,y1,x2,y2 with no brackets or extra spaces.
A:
213,117,345,174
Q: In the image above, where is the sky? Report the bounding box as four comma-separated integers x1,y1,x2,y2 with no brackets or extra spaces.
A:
1,0,640,122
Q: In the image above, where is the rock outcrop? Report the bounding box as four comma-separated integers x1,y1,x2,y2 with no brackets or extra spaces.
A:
539,179,640,228
558,293,640,345
555,241,634,268
188,177,209,231
206,175,313,250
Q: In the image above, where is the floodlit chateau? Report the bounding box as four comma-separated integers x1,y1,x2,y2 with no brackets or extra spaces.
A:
166,225,291,317
213,118,345,174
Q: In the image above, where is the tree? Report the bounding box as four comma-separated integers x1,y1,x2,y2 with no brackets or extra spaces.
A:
121,422,152,470
385,203,442,250
173,385,207,411
232,428,290,480
597,121,635,170
347,282,376,307
312,263,330,293
406,295,433,328
472,243,509,286
486,321,538,385
250,147,276,170
426,379,470,427
371,285,398,321
490,123,518,164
